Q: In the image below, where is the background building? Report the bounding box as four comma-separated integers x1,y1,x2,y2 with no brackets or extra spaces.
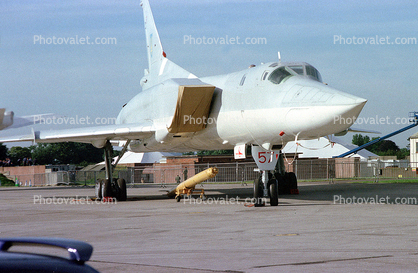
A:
409,132,418,170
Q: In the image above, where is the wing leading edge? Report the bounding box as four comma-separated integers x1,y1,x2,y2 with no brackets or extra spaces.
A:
0,122,155,148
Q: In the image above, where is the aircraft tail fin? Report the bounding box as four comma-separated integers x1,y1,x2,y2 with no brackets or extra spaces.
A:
141,0,196,89
141,0,164,71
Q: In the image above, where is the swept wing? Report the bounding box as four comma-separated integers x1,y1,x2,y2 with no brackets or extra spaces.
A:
0,122,155,149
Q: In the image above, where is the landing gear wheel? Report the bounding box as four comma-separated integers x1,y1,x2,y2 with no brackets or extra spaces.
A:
176,196,181,202
275,173,288,195
269,179,279,206
95,179,103,200
117,178,127,201
286,172,298,191
253,176,264,207
101,179,112,199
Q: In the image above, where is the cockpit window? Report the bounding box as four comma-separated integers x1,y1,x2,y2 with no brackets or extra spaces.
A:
306,65,322,82
288,65,304,75
267,63,323,84
262,71,269,80
239,74,247,86
268,67,292,84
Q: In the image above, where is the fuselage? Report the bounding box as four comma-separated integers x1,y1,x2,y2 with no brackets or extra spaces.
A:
117,62,366,152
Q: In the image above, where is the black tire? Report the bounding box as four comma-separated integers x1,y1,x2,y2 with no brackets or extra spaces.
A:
101,179,112,198
95,179,103,200
253,176,263,198
276,173,290,195
117,178,127,201
253,176,264,207
287,172,298,189
269,179,279,206
176,196,181,202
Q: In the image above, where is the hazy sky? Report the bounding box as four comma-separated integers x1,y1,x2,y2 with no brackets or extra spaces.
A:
1,0,418,149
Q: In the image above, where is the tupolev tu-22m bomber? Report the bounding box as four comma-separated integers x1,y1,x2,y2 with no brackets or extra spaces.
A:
1,0,367,206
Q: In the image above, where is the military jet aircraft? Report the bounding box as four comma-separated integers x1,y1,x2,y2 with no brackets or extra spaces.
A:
0,0,367,206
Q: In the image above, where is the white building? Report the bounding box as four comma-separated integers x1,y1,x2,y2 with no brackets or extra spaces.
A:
409,132,418,169
111,151,182,164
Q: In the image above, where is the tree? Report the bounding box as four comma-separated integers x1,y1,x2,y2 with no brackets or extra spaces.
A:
396,148,410,160
352,134,371,147
352,134,402,156
31,143,103,165
375,139,399,153
196,150,234,156
30,144,53,165
8,146,32,165
0,143,7,160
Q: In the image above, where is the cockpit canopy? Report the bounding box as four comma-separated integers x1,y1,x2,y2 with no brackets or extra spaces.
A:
268,62,322,84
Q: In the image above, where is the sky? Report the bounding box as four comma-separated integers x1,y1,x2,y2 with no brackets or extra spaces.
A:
1,0,418,150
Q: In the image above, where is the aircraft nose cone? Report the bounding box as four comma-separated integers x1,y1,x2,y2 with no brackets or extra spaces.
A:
350,97,367,107
284,85,368,137
329,93,367,131
356,97,368,105
327,90,367,107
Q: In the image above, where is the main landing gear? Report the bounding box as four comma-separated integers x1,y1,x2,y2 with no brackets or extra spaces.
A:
94,140,129,201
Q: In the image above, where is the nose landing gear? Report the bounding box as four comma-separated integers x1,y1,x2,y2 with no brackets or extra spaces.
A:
251,145,298,206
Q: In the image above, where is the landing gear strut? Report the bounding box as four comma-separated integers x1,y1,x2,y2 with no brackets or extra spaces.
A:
94,140,129,201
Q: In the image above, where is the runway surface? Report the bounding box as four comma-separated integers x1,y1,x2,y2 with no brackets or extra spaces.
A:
1,181,418,272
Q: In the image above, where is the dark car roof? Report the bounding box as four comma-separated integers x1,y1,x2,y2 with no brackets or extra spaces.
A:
0,237,99,273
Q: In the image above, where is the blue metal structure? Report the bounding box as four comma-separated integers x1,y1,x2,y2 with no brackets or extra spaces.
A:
335,112,418,158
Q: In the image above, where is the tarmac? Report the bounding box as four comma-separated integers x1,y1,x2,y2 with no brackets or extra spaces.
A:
1,181,418,272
